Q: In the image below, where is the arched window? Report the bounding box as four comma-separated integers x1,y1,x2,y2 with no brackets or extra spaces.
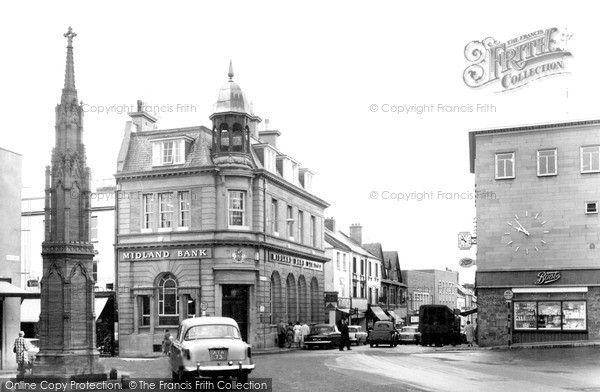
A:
232,123,244,152
310,277,320,323
159,273,179,325
298,276,309,323
286,274,297,322
220,124,230,152
270,271,283,324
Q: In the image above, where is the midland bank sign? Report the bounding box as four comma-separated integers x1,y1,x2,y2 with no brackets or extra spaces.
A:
121,248,212,261
463,28,572,92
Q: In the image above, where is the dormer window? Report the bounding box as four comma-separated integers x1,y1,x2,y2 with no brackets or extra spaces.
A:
151,137,192,166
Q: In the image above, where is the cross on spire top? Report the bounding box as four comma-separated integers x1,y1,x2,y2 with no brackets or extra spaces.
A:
64,26,77,47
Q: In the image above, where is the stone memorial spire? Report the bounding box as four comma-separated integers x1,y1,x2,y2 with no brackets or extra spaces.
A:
34,27,104,378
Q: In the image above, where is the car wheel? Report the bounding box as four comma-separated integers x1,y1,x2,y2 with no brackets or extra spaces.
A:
238,372,249,384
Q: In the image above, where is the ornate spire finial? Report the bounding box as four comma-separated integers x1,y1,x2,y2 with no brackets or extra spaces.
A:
62,26,77,98
64,26,77,48
228,60,234,81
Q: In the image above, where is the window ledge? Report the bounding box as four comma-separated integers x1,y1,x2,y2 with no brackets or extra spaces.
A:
141,228,153,234
229,225,250,231
176,226,190,231
158,228,173,233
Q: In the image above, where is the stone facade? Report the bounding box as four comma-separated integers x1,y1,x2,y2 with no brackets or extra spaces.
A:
470,120,600,346
0,148,23,371
115,67,329,356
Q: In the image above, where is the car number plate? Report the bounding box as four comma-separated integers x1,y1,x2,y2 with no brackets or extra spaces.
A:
209,349,228,361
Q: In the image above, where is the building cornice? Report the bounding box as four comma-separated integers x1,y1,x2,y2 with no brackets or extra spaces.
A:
114,237,329,263
468,118,600,173
256,169,329,209
115,166,218,180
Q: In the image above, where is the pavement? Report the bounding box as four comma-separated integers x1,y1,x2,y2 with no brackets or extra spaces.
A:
1,339,599,381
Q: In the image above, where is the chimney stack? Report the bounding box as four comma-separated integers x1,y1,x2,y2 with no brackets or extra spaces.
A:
349,223,363,245
324,217,336,232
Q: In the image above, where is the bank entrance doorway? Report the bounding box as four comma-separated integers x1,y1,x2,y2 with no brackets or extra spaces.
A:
222,285,249,342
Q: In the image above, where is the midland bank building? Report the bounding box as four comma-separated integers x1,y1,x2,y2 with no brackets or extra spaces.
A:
115,65,329,355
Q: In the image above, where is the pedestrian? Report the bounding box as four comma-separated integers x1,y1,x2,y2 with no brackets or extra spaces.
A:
14,331,31,375
465,321,475,347
293,321,302,348
163,329,172,355
286,322,294,347
277,319,286,349
339,319,351,351
300,321,310,349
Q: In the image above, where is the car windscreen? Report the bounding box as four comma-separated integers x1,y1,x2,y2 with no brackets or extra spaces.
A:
311,326,333,334
184,324,241,340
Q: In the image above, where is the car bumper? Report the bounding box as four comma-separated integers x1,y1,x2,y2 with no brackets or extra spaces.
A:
183,363,255,374
304,340,332,345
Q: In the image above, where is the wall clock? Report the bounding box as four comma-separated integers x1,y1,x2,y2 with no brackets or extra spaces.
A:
504,211,550,255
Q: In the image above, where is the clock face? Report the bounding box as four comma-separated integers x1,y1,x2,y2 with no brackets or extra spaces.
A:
504,211,550,254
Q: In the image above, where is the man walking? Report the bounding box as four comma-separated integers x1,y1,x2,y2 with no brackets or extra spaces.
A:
278,319,286,349
339,319,351,351
14,331,31,375
300,321,310,348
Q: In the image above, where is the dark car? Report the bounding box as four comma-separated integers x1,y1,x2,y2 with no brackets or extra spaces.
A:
304,324,341,349
367,321,399,347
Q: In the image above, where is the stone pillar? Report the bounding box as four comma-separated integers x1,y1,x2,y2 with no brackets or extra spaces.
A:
133,295,139,334
150,292,156,334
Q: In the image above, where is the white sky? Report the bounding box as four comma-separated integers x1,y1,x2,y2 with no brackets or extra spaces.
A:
2,1,597,284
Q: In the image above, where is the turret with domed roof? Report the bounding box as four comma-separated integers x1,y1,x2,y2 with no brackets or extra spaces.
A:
210,61,261,168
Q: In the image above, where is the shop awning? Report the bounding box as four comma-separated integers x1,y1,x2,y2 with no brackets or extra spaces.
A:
21,299,41,322
388,310,403,323
0,281,38,298
19,297,109,322
336,308,366,318
95,297,109,321
369,306,390,321
460,307,478,316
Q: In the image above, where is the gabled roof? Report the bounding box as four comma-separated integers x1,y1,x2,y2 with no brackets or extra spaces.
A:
383,251,403,284
362,243,383,261
328,230,376,259
121,126,213,174
324,230,352,252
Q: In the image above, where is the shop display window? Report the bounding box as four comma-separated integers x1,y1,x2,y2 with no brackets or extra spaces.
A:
514,300,587,331
537,302,561,330
562,301,586,330
514,302,536,329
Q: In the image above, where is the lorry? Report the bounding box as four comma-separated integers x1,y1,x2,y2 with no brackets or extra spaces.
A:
418,305,462,347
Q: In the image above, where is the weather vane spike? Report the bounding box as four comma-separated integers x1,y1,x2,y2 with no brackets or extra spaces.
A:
228,60,234,81
64,26,77,47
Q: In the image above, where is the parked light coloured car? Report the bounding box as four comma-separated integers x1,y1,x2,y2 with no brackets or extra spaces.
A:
304,324,341,349
399,326,421,345
348,325,367,345
168,317,254,382
367,321,399,347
